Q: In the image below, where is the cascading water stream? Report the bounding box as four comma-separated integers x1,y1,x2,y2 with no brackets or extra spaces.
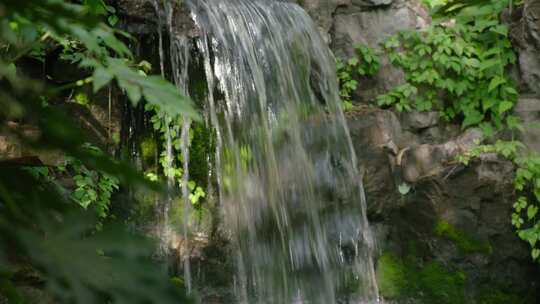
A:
151,0,193,292
158,0,380,302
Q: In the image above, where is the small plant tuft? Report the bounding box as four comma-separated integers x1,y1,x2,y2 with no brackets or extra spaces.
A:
336,44,380,110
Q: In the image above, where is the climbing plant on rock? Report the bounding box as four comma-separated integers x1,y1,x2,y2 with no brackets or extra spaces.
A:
336,43,380,110
145,102,207,206
376,0,540,263
378,0,518,135
458,140,540,262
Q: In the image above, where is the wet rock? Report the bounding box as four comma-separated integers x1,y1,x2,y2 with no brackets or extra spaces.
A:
418,123,461,144
116,0,198,37
346,108,406,215
292,0,343,39
389,157,536,301
117,0,156,20
514,95,540,153
401,111,439,131
508,0,540,95
346,108,538,301
352,0,395,8
398,128,483,183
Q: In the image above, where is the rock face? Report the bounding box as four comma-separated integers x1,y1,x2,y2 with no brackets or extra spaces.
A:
509,0,540,95
515,95,540,153
346,109,539,302
295,0,430,102
0,123,64,166
116,0,197,37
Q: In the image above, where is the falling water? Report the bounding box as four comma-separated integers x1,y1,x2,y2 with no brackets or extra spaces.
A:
160,0,379,302
151,0,193,291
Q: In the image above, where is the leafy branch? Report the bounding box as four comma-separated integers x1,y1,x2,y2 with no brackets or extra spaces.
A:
378,0,518,135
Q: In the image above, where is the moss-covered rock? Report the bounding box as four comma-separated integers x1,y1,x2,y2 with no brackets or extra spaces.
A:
477,287,523,304
377,252,407,298
377,251,466,303
140,136,157,164
416,262,466,303
434,220,492,255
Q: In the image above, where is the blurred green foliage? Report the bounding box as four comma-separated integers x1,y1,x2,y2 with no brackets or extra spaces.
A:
0,0,197,302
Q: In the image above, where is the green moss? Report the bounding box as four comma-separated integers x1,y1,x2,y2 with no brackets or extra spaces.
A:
378,227,534,304
434,220,492,255
377,251,466,303
417,262,466,303
111,131,120,145
377,253,407,298
170,276,185,289
478,288,523,304
188,122,212,188
140,136,157,163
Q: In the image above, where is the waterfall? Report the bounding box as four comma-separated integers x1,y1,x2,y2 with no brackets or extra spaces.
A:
151,0,193,292
158,0,380,302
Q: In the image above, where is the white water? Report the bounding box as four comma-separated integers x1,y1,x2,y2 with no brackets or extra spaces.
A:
157,0,380,302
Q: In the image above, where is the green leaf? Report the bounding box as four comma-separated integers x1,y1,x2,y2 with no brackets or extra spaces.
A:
506,115,522,131
348,58,359,66
528,205,539,220
480,122,495,138
491,25,508,36
108,15,119,27
462,110,484,128
398,183,411,195
498,100,513,114
488,76,506,92
479,58,500,71
92,67,113,93
122,81,142,103
533,248,540,260
465,58,480,68
504,86,518,96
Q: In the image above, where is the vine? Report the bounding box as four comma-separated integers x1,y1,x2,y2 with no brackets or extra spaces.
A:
25,144,120,224
336,43,380,111
66,156,119,221
378,0,518,135
145,103,206,206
